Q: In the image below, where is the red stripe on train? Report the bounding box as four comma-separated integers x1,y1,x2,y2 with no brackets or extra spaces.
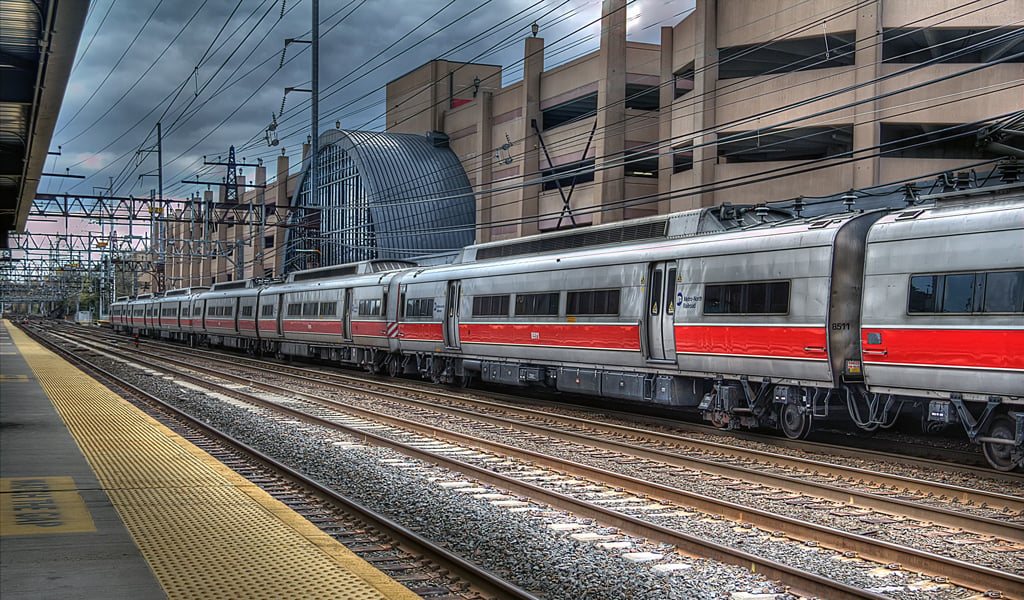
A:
351,319,387,337
459,322,641,350
398,322,444,342
675,325,829,360
281,320,343,335
862,328,1024,370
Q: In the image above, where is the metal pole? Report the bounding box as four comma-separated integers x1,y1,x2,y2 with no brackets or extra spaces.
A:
310,0,319,218
157,122,163,260
157,122,165,292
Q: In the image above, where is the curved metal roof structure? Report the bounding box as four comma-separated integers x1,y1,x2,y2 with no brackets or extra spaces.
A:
286,129,476,270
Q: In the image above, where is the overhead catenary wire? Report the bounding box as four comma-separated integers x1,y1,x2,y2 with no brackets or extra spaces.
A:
46,1,1015,242
289,5,1022,229
240,0,899,197
364,0,1006,206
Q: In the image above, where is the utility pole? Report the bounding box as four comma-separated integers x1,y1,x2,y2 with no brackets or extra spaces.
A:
310,0,319,218
140,122,165,292
157,121,164,282
277,0,321,275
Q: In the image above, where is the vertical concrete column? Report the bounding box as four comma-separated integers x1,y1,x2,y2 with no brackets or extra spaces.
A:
594,0,627,224
201,190,213,286
853,0,881,190
276,153,289,207
691,0,719,209
475,91,494,243
170,219,182,287
216,207,228,283
255,165,267,278
519,35,544,237
430,60,442,132
234,174,246,280
189,197,203,286
658,25,675,208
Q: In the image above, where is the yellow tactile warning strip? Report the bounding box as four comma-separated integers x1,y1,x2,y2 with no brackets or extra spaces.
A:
6,324,420,600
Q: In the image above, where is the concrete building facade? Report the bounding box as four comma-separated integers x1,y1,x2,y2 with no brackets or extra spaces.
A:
153,0,1022,289
387,0,1023,244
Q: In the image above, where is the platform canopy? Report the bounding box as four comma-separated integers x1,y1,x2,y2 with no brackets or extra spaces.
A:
0,0,89,248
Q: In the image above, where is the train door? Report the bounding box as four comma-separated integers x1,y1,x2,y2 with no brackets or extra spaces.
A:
646,262,677,361
342,288,352,341
276,295,285,336
444,280,461,349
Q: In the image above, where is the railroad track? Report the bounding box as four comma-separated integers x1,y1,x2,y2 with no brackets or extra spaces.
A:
37,323,1024,599
91,328,1021,520
75,322,998,472
22,323,537,600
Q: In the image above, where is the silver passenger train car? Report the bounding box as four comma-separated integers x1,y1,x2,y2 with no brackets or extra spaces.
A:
111,182,1024,470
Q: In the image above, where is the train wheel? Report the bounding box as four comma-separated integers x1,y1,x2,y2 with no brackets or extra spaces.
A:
387,357,399,377
779,402,811,440
983,415,1020,472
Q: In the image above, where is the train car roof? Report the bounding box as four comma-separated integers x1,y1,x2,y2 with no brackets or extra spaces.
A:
403,208,872,282
285,259,416,283
458,203,792,264
868,181,1024,242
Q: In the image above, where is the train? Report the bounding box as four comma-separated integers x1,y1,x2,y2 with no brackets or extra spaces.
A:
111,181,1024,471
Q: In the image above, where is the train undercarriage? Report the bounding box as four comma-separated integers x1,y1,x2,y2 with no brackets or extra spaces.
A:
120,325,1023,471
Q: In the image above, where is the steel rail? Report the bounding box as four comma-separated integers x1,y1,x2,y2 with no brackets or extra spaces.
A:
76,336,1021,600
23,325,541,600
111,333,1024,522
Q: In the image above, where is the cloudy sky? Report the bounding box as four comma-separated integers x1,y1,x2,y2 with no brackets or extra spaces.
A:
40,0,695,214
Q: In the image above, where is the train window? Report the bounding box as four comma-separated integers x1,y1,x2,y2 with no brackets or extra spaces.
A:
908,275,938,312
704,284,743,313
941,273,976,312
472,295,510,317
515,293,559,316
240,306,254,317
287,303,302,316
405,298,435,318
567,289,620,316
666,268,677,314
320,302,337,316
910,270,1024,314
984,271,1024,312
357,299,382,316
302,303,317,316
704,281,789,314
649,270,663,315
261,304,274,317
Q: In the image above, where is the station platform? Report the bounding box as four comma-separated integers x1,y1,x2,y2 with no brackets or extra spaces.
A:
0,320,421,600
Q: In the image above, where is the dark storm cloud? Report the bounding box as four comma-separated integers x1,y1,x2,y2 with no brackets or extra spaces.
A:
46,0,689,205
